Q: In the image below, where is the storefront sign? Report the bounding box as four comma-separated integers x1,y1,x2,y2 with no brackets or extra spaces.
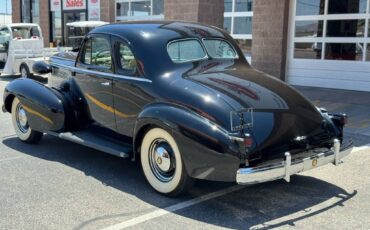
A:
88,0,100,21
50,0,62,12
63,0,86,10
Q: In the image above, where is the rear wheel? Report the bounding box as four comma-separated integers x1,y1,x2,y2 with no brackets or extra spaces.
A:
11,97,43,144
20,64,30,78
140,128,192,196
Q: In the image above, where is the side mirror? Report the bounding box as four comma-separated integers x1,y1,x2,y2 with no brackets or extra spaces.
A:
33,61,51,75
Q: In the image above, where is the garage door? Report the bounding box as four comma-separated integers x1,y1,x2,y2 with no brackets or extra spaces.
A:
287,0,370,92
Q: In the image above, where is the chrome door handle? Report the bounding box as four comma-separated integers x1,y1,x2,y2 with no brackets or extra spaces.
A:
101,82,111,86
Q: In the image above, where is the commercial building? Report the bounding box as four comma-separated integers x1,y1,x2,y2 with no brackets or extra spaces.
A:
10,0,370,92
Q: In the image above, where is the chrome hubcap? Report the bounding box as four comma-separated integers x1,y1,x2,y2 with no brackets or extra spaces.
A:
149,139,176,182
16,104,29,133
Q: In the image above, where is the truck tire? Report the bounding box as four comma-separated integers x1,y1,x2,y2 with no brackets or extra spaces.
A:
140,128,193,196
20,64,31,78
11,97,43,144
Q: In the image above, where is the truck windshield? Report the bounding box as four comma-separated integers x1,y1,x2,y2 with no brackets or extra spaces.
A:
167,38,238,63
11,26,41,39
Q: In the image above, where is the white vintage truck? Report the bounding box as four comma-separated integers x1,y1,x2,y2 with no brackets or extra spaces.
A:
0,23,71,78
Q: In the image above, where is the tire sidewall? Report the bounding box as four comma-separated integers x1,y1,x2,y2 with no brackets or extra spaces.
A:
141,128,183,194
11,97,32,141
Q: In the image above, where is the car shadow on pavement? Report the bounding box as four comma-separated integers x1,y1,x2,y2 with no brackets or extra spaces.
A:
2,136,357,230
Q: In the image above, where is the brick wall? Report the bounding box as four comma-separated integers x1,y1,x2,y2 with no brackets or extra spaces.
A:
251,0,290,80
39,0,50,47
12,0,21,23
164,0,224,28
100,0,116,23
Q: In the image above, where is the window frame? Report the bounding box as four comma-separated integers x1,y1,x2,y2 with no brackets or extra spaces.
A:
166,38,208,63
202,38,239,60
78,35,113,72
113,40,140,77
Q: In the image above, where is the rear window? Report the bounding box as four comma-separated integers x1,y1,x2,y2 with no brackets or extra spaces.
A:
167,38,238,63
167,39,207,63
203,39,237,59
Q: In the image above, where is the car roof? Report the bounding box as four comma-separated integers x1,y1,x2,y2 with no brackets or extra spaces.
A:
91,21,229,42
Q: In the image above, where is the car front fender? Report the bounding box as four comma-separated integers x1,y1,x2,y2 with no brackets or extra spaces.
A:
133,103,241,182
3,78,65,132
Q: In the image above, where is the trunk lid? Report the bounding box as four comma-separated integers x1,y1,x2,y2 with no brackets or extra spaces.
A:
185,63,338,162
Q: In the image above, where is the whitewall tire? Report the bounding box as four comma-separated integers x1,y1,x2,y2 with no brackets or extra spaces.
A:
140,128,192,196
11,97,43,144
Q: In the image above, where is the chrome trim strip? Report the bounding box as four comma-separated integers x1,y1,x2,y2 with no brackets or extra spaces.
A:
284,152,291,183
50,63,153,83
236,139,354,185
334,139,340,165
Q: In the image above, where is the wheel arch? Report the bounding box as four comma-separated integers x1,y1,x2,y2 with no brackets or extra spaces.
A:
133,102,241,181
3,93,15,113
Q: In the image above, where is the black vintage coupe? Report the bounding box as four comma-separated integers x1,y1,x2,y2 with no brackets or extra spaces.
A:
2,21,353,196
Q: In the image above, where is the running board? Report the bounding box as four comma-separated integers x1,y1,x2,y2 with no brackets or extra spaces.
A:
48,131,132,158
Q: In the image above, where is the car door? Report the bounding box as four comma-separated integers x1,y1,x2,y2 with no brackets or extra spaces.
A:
74,34,116,130
111,37,153,137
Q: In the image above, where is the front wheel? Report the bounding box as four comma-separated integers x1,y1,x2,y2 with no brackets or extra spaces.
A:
11,97,43,144
140,128,192,196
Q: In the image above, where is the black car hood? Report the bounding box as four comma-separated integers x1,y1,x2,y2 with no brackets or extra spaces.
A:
181,61,338,161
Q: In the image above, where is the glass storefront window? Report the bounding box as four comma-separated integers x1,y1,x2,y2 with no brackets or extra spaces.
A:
51,11,62,45
116,0,164,19
326,19,365,37
233,17,252,34
131,0,151,16
294,43,322,59
117,2,129,17
31,0,40,24
296,0,325,16
153,0,164,15
325,43,363,61
366,44,370,61
224,0,232,12
224,17,232,33
21,0,31,23
235,0,253,12
295,20,323,37
328,0,367,14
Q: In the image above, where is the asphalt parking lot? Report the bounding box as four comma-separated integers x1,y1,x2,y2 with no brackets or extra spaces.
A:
0,78,369,230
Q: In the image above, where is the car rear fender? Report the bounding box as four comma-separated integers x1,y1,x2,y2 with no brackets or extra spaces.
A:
133,102,241,181
3,78,65,132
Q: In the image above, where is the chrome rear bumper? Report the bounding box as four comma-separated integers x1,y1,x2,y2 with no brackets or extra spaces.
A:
236,139,353,185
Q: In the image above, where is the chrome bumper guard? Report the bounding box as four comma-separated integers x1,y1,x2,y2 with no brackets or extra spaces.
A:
236,139,353,185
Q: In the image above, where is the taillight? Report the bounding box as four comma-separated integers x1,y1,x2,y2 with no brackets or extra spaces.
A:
244,134,253,148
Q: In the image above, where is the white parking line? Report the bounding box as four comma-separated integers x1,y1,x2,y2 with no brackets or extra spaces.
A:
101,185,244,230
101,142,370,230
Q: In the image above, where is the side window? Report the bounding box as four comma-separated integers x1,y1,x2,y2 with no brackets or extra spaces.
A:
117,42,137,75
82,39,92,65
82,37,112,68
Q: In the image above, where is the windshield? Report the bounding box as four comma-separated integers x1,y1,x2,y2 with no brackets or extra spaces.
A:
11,26,41,39
167,38,238,63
